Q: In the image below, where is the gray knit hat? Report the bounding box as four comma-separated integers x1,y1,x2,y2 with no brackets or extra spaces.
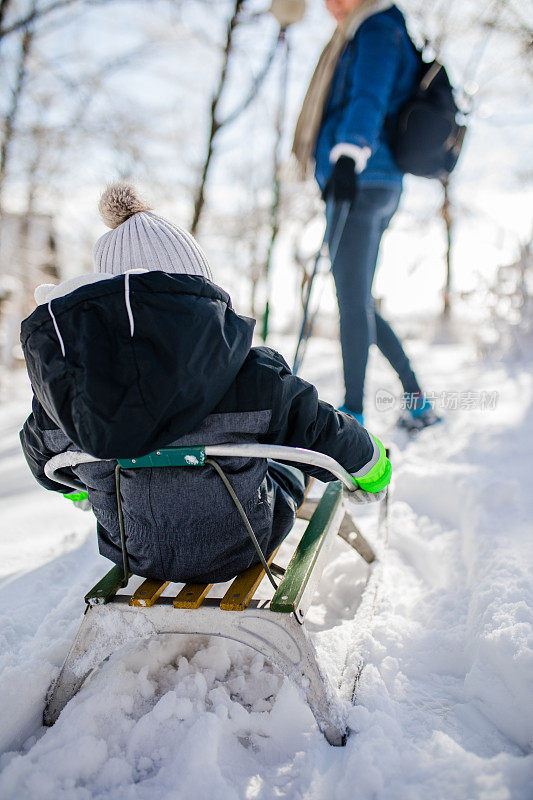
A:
93,183,213,280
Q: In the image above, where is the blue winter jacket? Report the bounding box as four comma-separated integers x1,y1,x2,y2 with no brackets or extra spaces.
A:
314,5,419,190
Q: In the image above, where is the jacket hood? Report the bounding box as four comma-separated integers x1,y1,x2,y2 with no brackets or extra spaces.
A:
21,272,255,458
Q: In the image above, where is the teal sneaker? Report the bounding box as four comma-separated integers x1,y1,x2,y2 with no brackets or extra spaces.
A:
399,392,441,432
338,405,364,426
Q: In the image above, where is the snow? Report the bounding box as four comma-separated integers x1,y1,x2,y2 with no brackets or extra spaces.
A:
0,327,532,799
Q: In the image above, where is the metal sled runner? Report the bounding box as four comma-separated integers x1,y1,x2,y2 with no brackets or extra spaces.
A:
43,444,386,745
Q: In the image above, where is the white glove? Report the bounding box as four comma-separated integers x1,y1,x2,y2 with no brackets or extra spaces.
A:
330,143,371,174
343,486,387,506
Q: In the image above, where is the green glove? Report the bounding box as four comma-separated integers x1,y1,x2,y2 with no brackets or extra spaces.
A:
352,435,391,493
64,490,91,511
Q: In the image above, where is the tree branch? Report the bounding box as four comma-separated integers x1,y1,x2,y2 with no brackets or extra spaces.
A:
0,0,13,32
0,0,80,39
0,23,35,209
190,0,244,235
0,0,126,40
221,28,282,128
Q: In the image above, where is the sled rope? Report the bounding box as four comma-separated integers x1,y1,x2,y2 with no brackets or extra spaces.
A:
205,457,279,591
113,455,279,593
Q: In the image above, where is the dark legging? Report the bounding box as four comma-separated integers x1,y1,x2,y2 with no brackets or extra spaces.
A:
327,185,421,415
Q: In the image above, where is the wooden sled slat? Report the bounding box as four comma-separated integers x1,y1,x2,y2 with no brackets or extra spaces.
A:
174,583,213,609
84,565,129,606
220,547,279,611
297,498,319,521
129,579,170,607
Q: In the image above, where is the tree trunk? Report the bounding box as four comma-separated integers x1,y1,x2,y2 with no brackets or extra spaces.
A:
260,28,289,342
441,176,453,317
190,0,243,236
0,0,13,33
0,0,80,41
0,22,34,211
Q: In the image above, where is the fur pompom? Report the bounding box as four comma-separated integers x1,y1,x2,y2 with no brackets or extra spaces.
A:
98,183,151,229
34,283,56,305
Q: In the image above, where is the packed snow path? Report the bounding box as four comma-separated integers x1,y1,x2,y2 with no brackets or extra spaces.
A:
0,330,531,800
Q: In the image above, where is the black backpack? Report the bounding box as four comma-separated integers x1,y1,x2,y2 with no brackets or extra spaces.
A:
388,50,467,179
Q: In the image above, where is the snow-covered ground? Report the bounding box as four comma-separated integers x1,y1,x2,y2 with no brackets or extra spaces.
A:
0,324,532,800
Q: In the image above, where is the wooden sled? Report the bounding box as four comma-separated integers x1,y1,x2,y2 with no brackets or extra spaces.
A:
42,444,387,745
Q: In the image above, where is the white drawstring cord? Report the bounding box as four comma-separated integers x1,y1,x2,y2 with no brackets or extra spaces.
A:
124,272,135,336
48,300,66,357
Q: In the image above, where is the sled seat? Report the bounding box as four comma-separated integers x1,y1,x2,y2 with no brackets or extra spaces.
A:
84,477,350,618
43,444,385,745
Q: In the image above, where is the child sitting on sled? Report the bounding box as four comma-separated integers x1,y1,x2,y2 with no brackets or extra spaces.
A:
20,183,391,584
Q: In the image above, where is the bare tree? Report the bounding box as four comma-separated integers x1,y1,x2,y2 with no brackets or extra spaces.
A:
190,0,244,235
0,0,109,40
402,0,531,317
0,13,36,210
440,176,453,317
190,1,286,236
0,0,13,32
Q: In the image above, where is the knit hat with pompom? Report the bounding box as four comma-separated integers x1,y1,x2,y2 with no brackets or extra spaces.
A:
93,182,213,280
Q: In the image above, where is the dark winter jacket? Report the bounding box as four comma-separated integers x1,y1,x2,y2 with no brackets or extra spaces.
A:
20,272,374,582
314,5,419,190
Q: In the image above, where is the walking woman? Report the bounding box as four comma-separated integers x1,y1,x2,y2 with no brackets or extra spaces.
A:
293,0,438,429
